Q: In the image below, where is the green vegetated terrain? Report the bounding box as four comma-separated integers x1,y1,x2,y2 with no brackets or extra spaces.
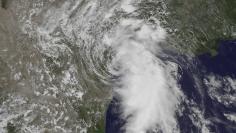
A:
166,0,236,56
138,0,236,56
1,0,236,132
0,0,111,132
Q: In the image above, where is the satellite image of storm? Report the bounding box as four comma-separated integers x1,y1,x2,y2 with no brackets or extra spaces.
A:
0,0,236,133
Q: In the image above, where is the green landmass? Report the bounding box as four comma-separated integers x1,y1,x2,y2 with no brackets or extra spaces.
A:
137,0,236,56
1,0,236,132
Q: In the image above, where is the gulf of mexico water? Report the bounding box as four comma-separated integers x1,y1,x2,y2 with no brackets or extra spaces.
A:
106,40,236,133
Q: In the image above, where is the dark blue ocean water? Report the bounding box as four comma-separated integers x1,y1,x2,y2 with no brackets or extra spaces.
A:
106,40,236,133
106,97,125,133
178,40,236,133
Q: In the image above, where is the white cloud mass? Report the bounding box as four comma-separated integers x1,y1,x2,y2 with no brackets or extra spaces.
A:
104,19,182,133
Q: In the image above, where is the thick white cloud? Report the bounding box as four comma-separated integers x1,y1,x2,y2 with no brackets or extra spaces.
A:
104,19,182,133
